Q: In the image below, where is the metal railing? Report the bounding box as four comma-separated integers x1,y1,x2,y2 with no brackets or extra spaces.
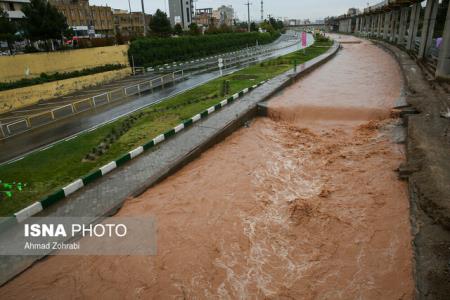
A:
1,70,184,138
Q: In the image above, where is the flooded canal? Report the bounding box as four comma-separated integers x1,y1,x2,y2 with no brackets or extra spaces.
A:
0,36,414,299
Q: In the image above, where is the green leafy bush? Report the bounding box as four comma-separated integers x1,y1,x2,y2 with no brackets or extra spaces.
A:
129,32,281,67
0,64,126,91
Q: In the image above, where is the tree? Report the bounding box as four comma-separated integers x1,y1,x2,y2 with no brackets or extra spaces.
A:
250,22,258,32
0,8,17,53
188,23,200,35
260,20,275,34
21,0,68,50
173,23,183,35
149,9,172,37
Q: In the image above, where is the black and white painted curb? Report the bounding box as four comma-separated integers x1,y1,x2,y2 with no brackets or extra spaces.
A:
6,81,266,225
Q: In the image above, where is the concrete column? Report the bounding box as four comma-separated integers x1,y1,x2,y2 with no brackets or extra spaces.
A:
390,10,398,42
372,15,378,36
406,3,421,51
377,13,383,37
383,12,390,40
348,18,352,33
398,7,408,46
436,2,450,79
419,0,439,59
366,15,370,34
370,15,374,36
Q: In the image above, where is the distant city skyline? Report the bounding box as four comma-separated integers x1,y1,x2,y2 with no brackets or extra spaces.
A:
90,0,383,21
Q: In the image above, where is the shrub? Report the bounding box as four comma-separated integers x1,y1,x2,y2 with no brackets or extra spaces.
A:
129,32,281,67
0,64,126,91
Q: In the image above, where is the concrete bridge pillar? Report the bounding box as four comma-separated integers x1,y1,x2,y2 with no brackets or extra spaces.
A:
398,7,408,46
390,10,398,42
368,15,373,36
383,12,391,40
358,16,362,33
348,18,353,33
406,2,421,51
436,1,450,80
373,14,378,37
364,16,370,35
419,0,439,59
377,13,383,37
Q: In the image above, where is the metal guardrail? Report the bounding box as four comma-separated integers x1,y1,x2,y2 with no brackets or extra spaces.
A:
1,70,184,139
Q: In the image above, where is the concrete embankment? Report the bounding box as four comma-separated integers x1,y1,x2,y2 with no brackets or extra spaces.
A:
0,45,130,114
0,45,129,82
373,40,450,300
0,37,415,298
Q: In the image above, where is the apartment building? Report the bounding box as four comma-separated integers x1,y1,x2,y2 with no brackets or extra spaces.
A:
113,9,151,37
0,0,30,19
48,0,114,37
169,0,194,30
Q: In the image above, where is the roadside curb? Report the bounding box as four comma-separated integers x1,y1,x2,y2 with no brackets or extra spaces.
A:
6,82,266,225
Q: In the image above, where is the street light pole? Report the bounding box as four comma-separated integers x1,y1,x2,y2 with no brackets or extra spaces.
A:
141,0,147,36
245,1,252,32
128,0,132,36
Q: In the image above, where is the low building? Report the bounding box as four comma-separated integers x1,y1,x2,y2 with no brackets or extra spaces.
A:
0,0,30,19
194,8,217,27
113,9,151,37
215,5,234,27
48,0,114,37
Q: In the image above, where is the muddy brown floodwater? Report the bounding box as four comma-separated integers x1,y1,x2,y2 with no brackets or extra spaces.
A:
0,36,414,299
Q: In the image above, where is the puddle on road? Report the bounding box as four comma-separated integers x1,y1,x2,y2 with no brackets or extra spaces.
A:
0,36,414,299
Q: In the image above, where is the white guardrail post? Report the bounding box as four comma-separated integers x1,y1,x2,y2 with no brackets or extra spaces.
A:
0,122,5,138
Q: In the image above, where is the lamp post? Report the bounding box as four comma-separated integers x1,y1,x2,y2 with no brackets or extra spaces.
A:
141,0,147,36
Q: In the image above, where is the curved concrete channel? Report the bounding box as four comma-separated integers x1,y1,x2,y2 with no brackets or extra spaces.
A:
0,35,414,298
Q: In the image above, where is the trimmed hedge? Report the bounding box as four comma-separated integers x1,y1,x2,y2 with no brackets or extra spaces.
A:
0,64,126,92
129,32,281,67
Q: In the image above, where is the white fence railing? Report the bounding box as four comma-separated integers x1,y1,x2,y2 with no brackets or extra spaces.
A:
1,70,184,138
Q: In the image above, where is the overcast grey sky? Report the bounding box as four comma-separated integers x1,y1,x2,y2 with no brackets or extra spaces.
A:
90,0,382,21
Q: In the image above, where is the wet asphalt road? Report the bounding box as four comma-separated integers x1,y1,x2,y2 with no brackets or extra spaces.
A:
0,33,311,164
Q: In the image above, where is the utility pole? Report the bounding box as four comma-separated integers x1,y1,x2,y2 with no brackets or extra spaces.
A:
141,0,147,36
128,0,132,36
245,1,252,32
261,0,264,22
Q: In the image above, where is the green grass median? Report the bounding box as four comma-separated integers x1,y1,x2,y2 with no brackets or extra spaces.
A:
0,39,333,217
